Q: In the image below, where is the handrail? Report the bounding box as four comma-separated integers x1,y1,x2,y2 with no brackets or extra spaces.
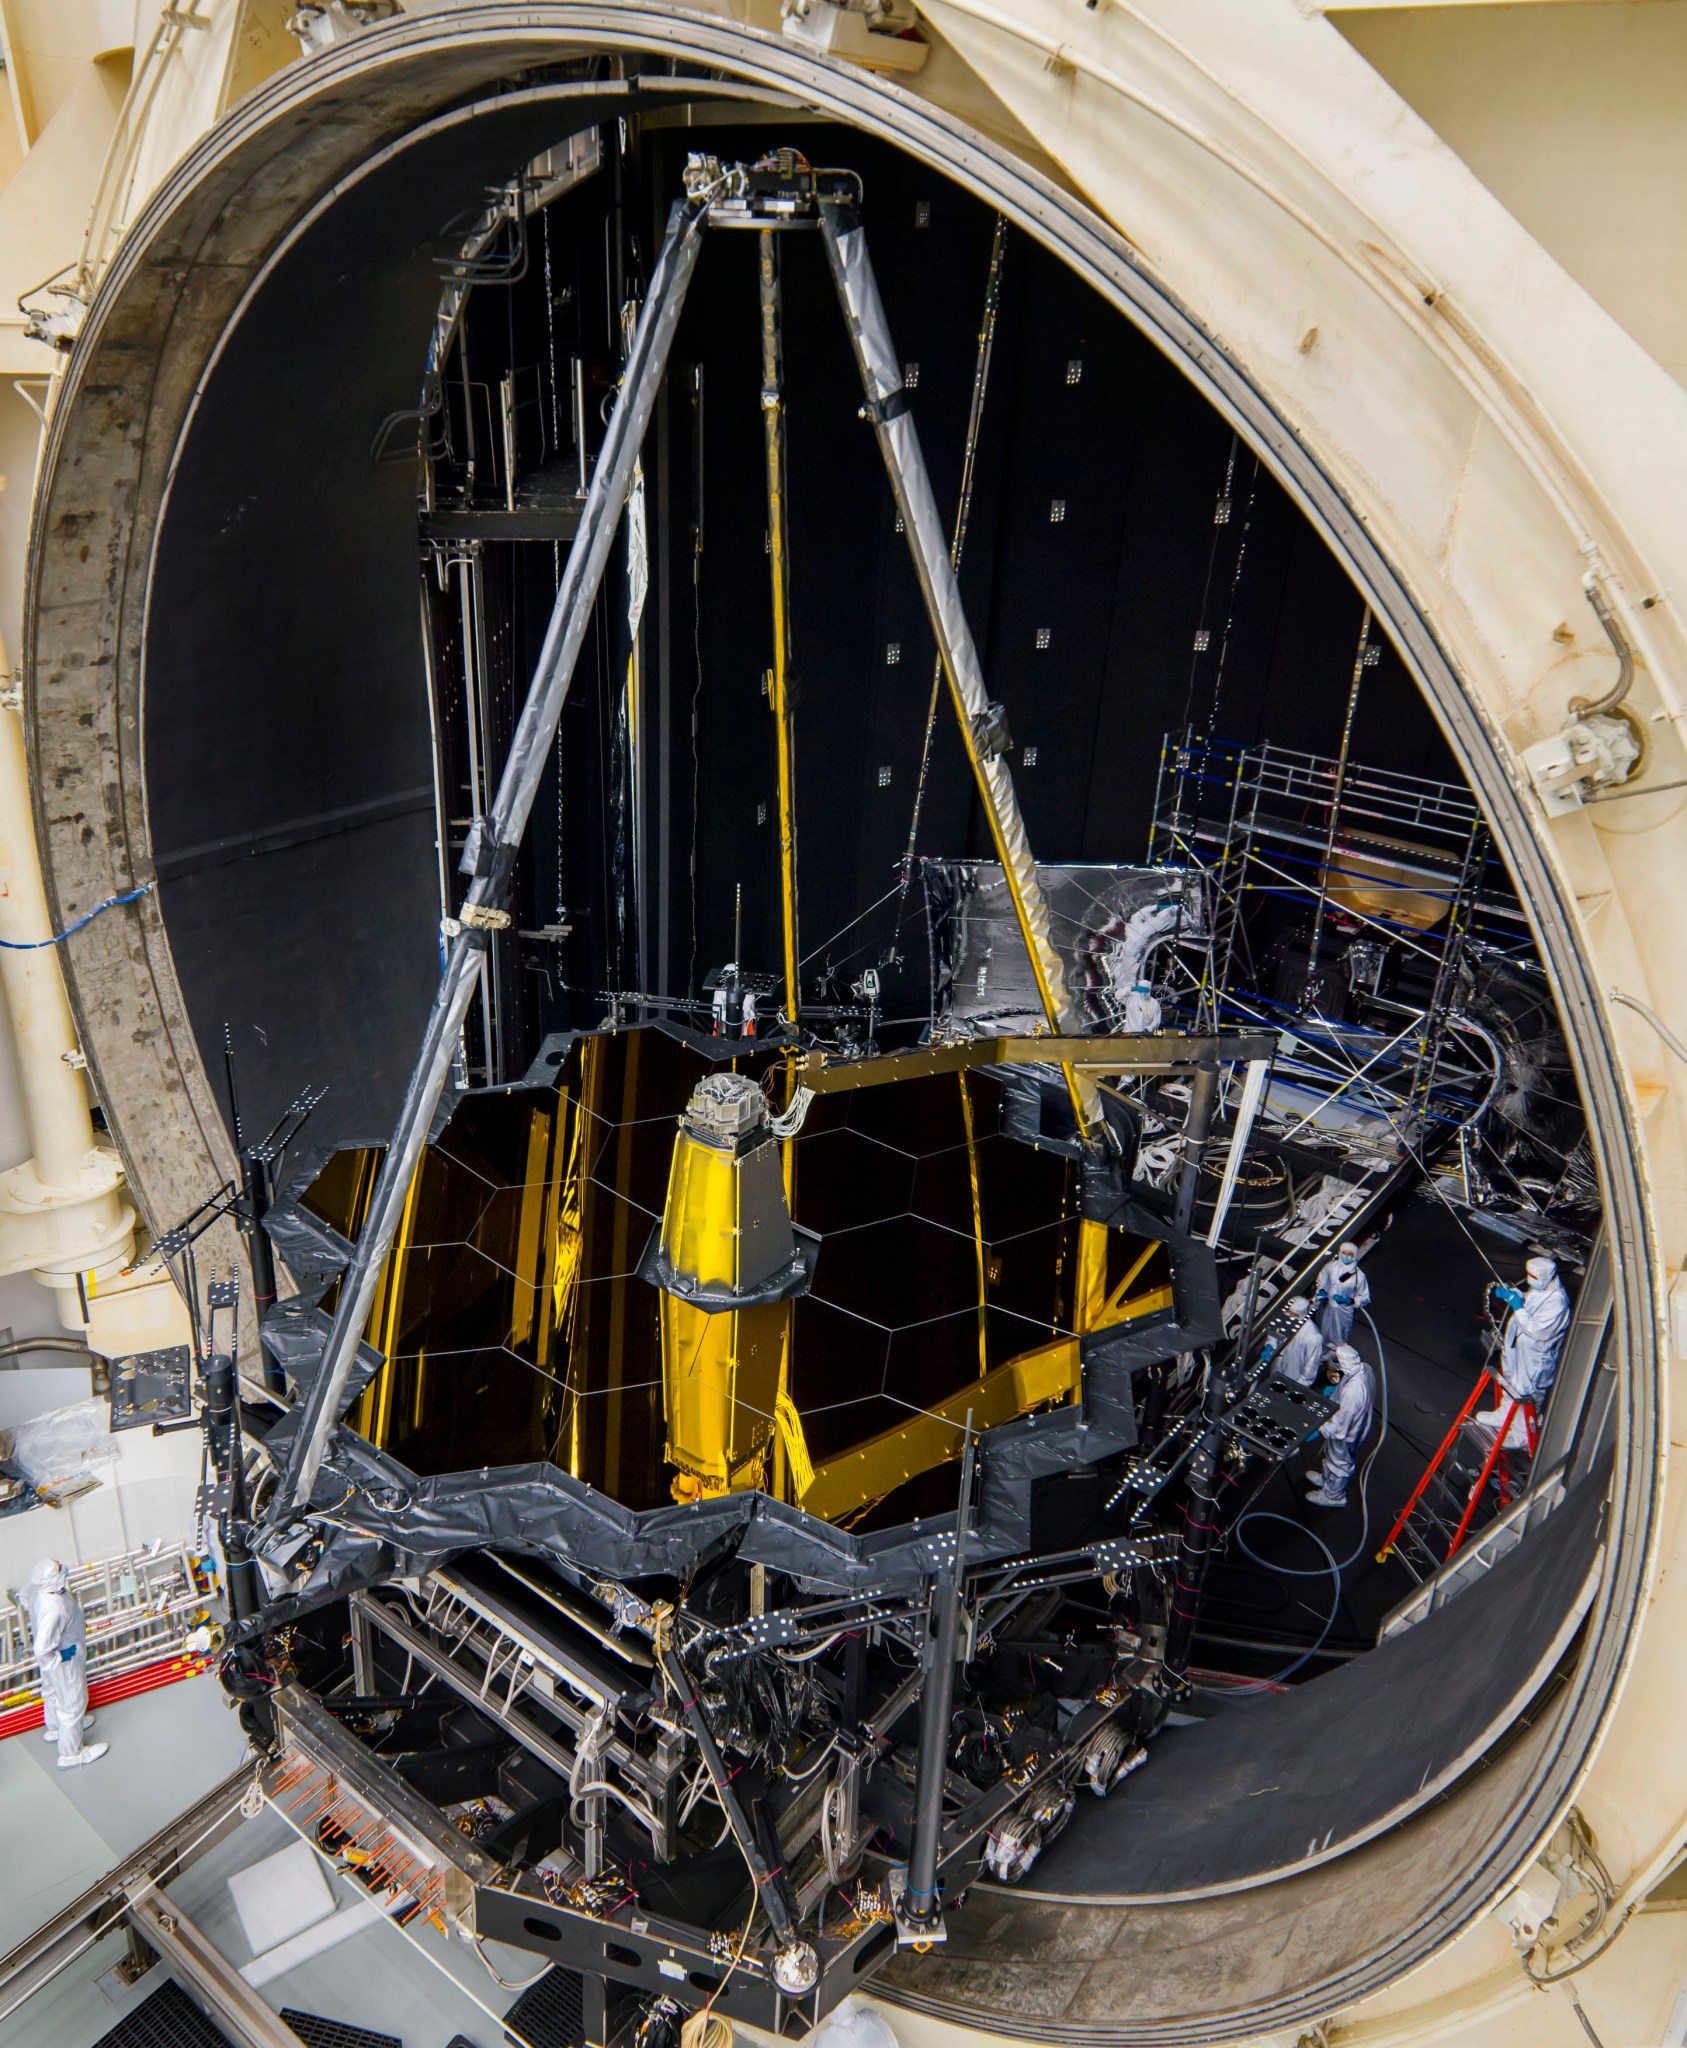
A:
0,1759,255,2022
1378,1462,1569,1643
75,5,214,304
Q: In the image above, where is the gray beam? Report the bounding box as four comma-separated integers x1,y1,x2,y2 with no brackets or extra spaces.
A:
279,194,710,1513
0,1766,252,2025
125,1886,298,2048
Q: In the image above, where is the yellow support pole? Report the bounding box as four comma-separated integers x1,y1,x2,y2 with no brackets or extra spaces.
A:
759,229,801,1043
760,228,804,1460
958,1073,989,1377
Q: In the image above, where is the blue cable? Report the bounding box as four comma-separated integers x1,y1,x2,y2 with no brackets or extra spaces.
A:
0,881,153,950
1226,1308,1391,1685
1223,1515,1342,1687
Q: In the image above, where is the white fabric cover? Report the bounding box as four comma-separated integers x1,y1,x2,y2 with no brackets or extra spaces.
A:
810,1997,900,2048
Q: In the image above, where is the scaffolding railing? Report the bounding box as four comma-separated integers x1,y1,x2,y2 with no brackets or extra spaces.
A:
0,1540,217,1710
1152,731,1508,857
1148,730,1519,1117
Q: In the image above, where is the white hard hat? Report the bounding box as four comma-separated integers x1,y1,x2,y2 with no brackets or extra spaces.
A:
1288,1295,1311,1316
1334,1344,1364,1374
30,1558,64,1590
1338,1241,1360,1261
1526,1255,1557,1286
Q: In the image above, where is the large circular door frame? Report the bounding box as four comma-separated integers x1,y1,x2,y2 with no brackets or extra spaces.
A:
24,10,1655,2038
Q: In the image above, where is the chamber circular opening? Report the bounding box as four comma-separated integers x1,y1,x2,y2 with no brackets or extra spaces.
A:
24,13,1653,2041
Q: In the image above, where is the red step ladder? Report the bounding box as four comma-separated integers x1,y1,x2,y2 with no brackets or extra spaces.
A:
1378,1368,1538,1579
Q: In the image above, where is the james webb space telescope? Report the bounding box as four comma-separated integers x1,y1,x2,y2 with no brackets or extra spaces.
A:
243,1011,1284,2027
235,151,1301,2033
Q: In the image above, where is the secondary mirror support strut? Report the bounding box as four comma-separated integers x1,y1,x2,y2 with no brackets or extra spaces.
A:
278,195,711,1514
818,203,1102,1146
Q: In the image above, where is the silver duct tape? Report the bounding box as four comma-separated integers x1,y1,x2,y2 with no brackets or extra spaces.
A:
827,215,902,401
821,215,1086,1098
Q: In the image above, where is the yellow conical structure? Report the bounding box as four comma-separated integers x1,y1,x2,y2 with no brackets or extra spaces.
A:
647,1074,811,1499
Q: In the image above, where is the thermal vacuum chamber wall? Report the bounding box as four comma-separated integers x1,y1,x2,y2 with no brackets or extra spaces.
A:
18,14,1653,2046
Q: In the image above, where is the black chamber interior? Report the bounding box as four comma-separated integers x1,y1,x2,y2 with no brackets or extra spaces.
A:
144,104,1460,1149
134,82,1612,1919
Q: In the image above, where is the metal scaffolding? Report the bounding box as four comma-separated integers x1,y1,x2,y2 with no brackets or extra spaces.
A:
0,1540,215,1715
1147,727,1524,1139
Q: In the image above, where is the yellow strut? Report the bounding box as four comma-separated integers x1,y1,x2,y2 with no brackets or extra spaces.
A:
759,229,801,1049
958,1072,989,1378
761,229,804,1453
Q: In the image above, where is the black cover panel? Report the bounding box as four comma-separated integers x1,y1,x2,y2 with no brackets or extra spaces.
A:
144,96,623,1147
1012,1459,1608,1901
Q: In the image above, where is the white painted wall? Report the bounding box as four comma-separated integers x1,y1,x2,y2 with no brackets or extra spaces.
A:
1339,0,1687,387
0,1397,204,1585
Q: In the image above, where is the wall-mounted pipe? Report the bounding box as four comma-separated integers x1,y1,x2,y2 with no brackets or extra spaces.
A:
1572,578,1636,721
0,1337,98,1367
0,638,135,1329
0,672,113,1190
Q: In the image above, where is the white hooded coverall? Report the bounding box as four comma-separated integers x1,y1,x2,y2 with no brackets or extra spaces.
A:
1269,1317,1324,1389
1122,984,1162,1032
1310,1351,1374,1504
1501,1271,1571,1407
1491,1265,1572,1448
1313,1253,1370,1347
25,1569,91,1762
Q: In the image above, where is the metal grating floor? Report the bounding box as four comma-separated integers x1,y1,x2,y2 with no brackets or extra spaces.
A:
93,1980,234,2048
281,2011,402,2048
502,1966,585,2048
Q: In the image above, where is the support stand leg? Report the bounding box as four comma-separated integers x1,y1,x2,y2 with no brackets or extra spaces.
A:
819,204,1099,1145
279,197,711,1515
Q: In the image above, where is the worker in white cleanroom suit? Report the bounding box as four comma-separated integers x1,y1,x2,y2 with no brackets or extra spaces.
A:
1122,981,1162,1032
1476,1254,1572,1448
1306,1344,1374,1507
1311,1242,1370,1347
23,1559,107,1768
1262,1297,1323,1388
